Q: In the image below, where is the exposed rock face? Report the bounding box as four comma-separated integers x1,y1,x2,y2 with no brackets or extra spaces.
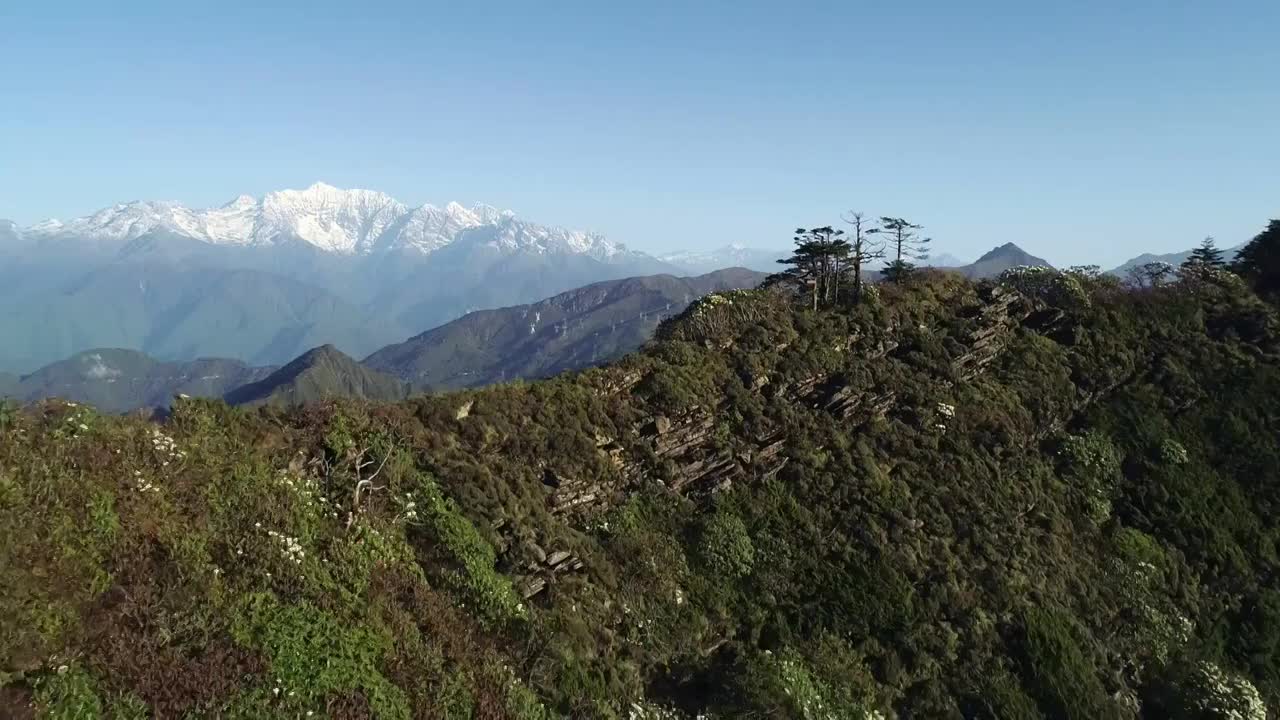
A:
514,545,587,599
536,284,1045,519
507,282,1064,607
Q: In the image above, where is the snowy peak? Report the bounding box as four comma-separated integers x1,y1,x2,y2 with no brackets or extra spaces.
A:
22,184,626,259
224,194,257,209
386,202,489,254
258,183,407,253
472,219,623,259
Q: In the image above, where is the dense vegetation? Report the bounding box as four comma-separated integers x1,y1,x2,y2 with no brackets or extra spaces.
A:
2,221,1279,718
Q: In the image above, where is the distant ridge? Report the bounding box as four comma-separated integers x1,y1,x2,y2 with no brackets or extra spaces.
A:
3,349,274,414
365,267,767,390
659,244,787,274
944,243,1053,279
223,345,409,407
1108,242,1246,276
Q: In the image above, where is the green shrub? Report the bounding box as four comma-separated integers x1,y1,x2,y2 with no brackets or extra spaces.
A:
230,592,410,720
1016,607,1121,720
410,473,527,627
699,510,755,579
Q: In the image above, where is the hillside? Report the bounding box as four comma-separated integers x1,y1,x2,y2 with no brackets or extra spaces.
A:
3,260,1280,718
364,268,766,390
222,345,409,407
3,349,276,414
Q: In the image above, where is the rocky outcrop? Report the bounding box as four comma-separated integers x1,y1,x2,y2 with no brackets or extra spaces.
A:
513,543,587,599
541,284,1040,517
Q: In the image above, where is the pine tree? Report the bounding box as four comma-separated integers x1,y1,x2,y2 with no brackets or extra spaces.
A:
1233,219,1280,304
871,217,928,283
841,211,885,303
770,226,850,309
1182,236,1226,270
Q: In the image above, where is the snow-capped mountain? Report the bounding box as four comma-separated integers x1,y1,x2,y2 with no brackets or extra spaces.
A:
1,183,681,374
22,182,625,259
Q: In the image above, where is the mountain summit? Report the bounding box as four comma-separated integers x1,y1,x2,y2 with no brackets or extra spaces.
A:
222,344,408,407
952,242,1053,279
19,182,622,258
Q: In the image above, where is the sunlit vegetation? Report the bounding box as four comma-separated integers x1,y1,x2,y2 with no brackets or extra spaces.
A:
2,218,1279,718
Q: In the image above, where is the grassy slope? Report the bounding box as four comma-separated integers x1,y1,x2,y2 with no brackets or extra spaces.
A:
2,269,1279,719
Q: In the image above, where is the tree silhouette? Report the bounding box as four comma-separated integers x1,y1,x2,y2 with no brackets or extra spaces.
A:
1126,261,1175,289
1182,236,1226,270
770,226,851,309
872,217,929,283
841,211,885,303
1233,219,1280,304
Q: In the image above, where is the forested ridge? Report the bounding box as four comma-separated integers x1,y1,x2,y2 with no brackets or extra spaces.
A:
2,222,1280,719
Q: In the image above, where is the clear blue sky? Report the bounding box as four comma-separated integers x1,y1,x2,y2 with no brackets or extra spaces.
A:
2,1,1277,266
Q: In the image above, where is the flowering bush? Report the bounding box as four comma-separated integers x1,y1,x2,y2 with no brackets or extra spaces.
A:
998,265,1090,310
1058,431,1121,524
1160,438,1190,465
1180,662,1268,720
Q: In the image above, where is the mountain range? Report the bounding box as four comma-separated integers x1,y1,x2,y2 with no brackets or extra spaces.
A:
364,268,766,390
1107,242,1246,276
2,237,1223,413
0,182,1235,381
0,183,678,373
1,268,765,412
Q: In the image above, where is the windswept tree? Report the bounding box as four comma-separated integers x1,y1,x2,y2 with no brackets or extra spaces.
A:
841,211,885,302
1233,219,1280,304
1182,236,1226,270
871,217,929,283
1126,261,1175,289
769,226,851,310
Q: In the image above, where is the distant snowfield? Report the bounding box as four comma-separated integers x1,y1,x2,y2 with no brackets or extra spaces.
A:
14,182,625,259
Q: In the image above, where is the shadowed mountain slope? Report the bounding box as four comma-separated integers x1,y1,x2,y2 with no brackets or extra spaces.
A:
222,344,409,407
364,267,766,390
5,348,274,413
